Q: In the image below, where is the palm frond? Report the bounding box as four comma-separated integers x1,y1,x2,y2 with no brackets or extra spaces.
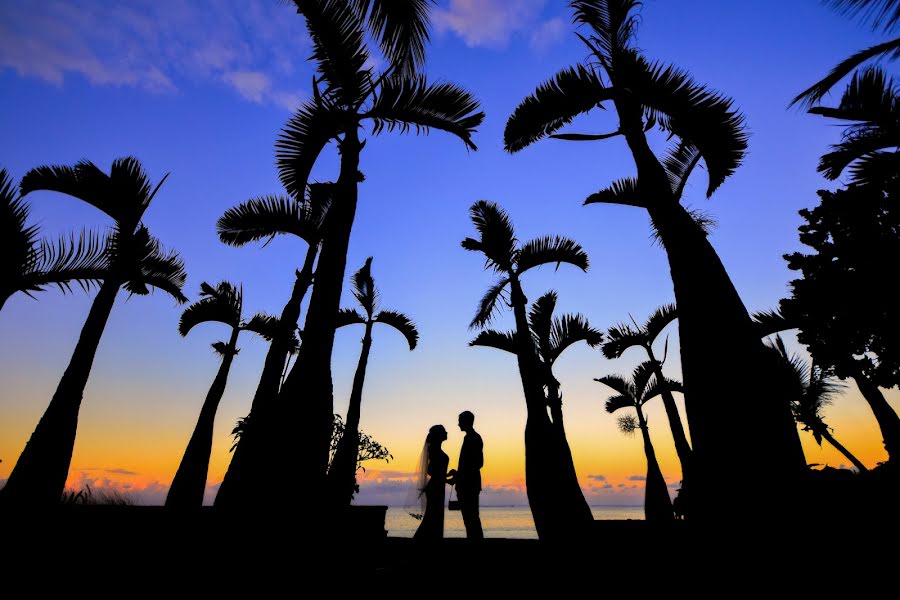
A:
549,313,604,363
602,322,645,359
809,66,899,123
528,291,557,362
178,281,242,336
293,0,371,105
583,177,643,207
367,75,484,150
211,341,235,357
517,235,589,274
571,0,641,58
356,0,432,76
753,308,794,338
25,229,110,296
623,52,749,196
275,98,344,198
632,359,658,400
643,376,684,403
662,143,702,200
375,309,419,350
121,226,187,302
595,374,633,399
791,37,900,108
217,195,324,247
336,307,368,329
464,200,517,272
469,329,517,355
351,256,378,316
826,0,900,33
643,303,677,345
470,277,510,329
605,394,635,414
504,65,614,152
818,126,896,179
845,149,900,186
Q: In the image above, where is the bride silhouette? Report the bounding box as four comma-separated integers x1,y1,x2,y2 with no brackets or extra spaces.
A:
413,424,449,541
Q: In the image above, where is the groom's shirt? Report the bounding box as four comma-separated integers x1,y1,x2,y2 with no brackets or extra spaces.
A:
457,430,483,493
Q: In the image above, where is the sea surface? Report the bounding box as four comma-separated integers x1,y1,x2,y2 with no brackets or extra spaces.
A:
385,506,644,539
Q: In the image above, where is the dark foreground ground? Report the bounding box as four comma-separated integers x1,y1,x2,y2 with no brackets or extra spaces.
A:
1,506,896,593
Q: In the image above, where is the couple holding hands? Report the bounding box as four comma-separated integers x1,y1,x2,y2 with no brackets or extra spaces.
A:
412,411,483,541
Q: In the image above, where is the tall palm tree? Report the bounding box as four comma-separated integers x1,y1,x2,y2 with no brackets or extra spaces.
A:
603,304,692,480
766,336,868,472
463,200,593,540
504,0,805,519
471,290,602,537
596,361,682,522
326,257,418,508
792,0,900,108
225,0,483,509
0,157,187,506
0,168,107,311
213,183,331,508
165,282,285,509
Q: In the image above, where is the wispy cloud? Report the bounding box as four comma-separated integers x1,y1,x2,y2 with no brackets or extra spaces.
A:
77,467,140,476
588,473,607,482
628,474,647,481
0,0,308,110
434,0,563,50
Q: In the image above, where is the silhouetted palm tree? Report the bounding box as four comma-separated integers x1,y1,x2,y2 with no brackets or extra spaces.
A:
0,168,107,311
326,257,418,508
597,361,682,522
793,0,900,108
165,282,286,509
472,290,602,537
603,304,692,479
765,336,868,472
213,183,331,508
225,0,483,510
463,200,593,540
504,0,805,518
0,158,186,506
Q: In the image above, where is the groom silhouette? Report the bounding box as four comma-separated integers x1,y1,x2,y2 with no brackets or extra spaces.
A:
448,410,483,540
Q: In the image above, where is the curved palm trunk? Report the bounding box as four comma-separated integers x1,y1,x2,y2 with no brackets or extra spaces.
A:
852,372,900,461
818,428,869,473
326,322,373,508
636,405,674,522
646,347,693,483
255,125,362,514
614,100,805,520
546,379,594,532
0,280,119,506
166,328,240,509
510,277,591,540
215,246,316,509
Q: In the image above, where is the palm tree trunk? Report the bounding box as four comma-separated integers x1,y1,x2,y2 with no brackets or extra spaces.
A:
636,405,674,522
509,277,591,540
852,371,900,461
646,347,693,471
268,124,362,512
166,329,240,509
614,97,805,520
0,280,119,506
326,322,373,508
546,380,594,532
215,245,316,509
819,428,869,472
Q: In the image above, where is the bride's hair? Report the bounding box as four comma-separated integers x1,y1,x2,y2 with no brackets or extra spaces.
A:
407,424,445,519
425,424,445,447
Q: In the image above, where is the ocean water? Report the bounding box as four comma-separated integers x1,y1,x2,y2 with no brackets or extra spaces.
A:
385,506,644,539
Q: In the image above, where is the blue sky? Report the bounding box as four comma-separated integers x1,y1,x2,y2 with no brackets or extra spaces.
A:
1,1,896,505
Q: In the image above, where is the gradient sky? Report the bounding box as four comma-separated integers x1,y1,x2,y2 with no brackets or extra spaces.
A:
1,0,897,506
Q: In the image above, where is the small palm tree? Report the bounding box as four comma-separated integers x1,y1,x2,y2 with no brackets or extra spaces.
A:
792,0,900,108
0,157,186,506
326,257,418,508
766,337,868,472
213,183,331,508
603,304,692,478
596,361,682,522
463,200,593,540
0,168,107,311
227,1,483,508
165,282,286,509
504,0,805,518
